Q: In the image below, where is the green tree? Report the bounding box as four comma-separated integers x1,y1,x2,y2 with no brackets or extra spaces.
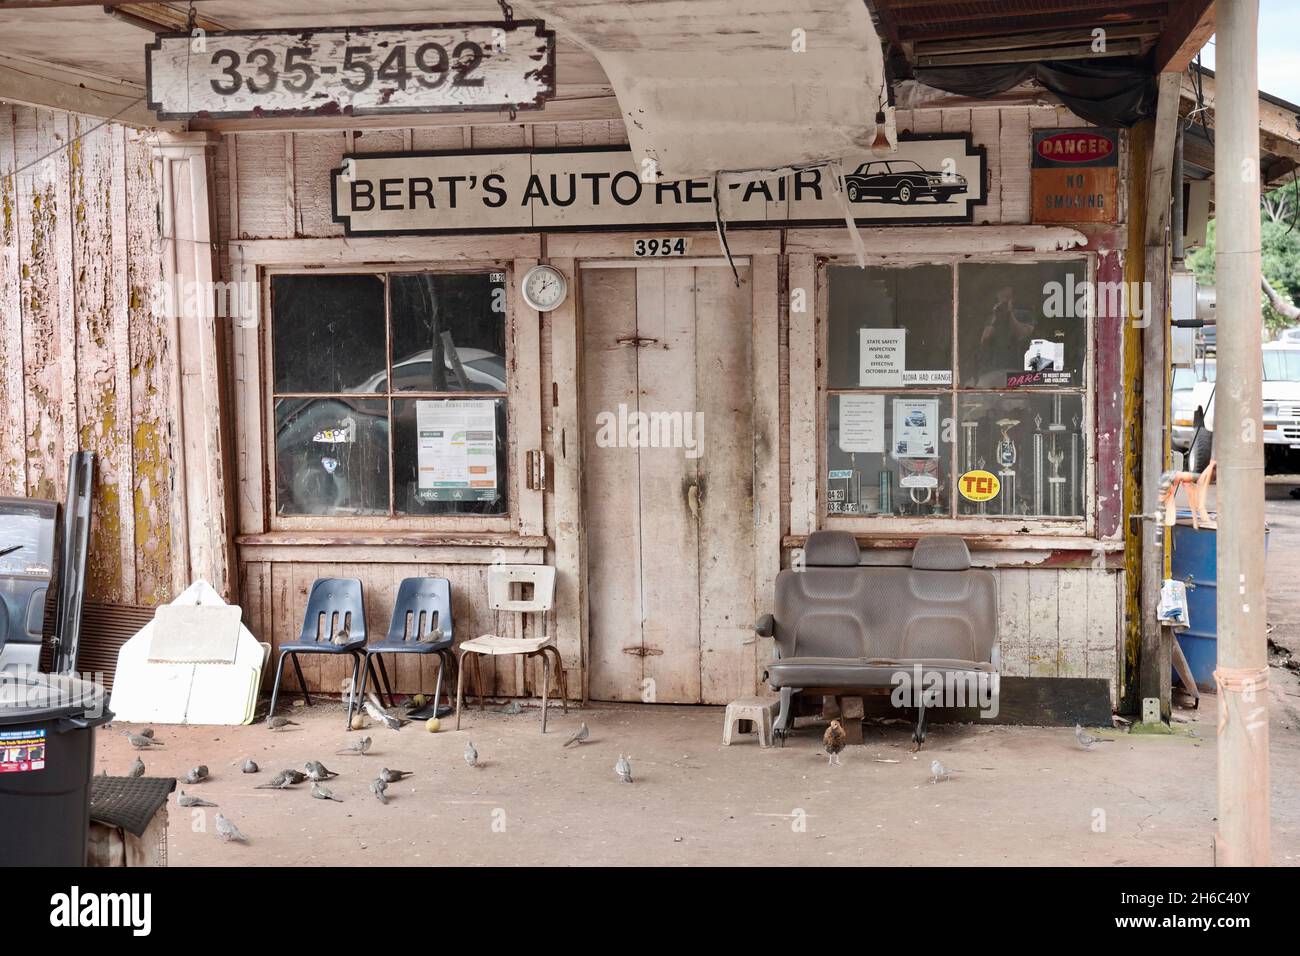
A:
1187,176,1300,335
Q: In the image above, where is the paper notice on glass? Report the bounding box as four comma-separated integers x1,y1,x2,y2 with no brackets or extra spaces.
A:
415,399,498,501
859,328,905,387
891,398,940,459
838,394,885,452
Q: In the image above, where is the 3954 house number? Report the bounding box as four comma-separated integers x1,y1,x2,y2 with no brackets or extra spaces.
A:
633,237,691,257
146,22,556,120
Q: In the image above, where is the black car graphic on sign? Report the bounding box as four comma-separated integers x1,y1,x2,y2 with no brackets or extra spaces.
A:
843,159,967,204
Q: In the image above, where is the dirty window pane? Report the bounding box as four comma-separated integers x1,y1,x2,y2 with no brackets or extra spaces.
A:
389,273,508,393
957,261,1087,388
274,397,389,516
826,264,953,389
825,392,953,518
272,275,387,394
392,398,508,516
955,392,1085,518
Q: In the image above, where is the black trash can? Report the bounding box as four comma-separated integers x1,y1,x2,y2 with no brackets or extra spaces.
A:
0,672,112,866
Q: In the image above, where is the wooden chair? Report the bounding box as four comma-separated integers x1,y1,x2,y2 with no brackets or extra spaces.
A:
455,565,567,733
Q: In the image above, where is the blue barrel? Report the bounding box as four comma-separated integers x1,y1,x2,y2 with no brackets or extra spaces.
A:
1169,512,1269,692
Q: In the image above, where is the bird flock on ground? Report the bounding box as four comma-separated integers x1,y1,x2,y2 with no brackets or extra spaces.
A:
113,701,612,845
118,698,1120,846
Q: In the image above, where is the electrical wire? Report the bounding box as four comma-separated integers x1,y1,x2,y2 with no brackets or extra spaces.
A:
1,96,147,186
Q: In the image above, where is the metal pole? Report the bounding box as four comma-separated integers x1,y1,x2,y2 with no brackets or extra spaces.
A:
1214,0,1269,867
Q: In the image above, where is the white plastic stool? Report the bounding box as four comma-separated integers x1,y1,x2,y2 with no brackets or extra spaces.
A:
722,697,779,747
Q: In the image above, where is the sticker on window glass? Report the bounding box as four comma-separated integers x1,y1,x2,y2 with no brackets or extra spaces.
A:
1024,339,1064,372
0,728,47,773
321,457,339,474
313,417,357,444
901,370,953,386
415,400,498,502
959,469,1001,502
899,458,939,491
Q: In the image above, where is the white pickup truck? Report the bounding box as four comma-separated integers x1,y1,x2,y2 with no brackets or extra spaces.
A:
1183,343,1300,472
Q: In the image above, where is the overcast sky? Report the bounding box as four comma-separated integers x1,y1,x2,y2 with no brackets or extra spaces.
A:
1199,0,1300,105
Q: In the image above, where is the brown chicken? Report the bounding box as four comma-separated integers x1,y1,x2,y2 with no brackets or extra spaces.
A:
823,719,847,766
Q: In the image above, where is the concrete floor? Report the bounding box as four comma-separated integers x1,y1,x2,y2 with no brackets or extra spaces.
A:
92,483,1300,868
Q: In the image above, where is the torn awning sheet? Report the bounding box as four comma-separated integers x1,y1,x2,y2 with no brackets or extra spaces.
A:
520,0,892,182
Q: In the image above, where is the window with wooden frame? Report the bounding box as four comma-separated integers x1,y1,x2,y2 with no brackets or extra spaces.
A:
267,266,512,524
820,255,1094,534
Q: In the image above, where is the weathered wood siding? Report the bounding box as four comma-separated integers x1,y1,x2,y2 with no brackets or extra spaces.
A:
221,118,629,697
0,104,173,607
220,104,1124,703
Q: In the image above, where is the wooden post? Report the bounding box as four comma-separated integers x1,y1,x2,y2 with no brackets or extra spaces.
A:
549,256,588,702
1213,0,1269,867
150,132,236,601
1139,72,1181,720
1120,126,1149,714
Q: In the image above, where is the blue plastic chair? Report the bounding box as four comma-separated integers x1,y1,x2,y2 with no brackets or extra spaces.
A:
358,577,455,720
267,577,375,729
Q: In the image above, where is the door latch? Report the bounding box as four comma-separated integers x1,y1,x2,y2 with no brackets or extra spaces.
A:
622,645,665,657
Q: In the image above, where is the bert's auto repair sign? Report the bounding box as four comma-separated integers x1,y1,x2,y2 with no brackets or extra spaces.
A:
331,138,985,235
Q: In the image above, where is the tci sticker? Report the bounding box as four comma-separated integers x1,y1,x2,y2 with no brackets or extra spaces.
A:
959,469,1001,502
0,728,47,773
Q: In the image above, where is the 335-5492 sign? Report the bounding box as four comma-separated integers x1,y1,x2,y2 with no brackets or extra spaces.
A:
146,21,556,120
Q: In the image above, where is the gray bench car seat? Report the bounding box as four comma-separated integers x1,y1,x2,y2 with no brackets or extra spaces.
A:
757,531,999,748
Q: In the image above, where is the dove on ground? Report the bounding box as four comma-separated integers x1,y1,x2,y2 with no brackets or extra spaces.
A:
311,782,343,802
823,720,847,766
177,789,218,808
615,754,633,783
266,715,299,731
139,728,155,739
122,731,163,749
930,759,959,783
256,770,298,790
304,760,338,782
500,700,522,716
371,777,389,804
336,735,372,755
378,767,413,783
242,759,259,774
1074,724,1114,750
364,694,409,731
283,769,309,784
215,814,248,843
464,740,478,768
128,756,145,778
563,722,589,747
184,765,209,785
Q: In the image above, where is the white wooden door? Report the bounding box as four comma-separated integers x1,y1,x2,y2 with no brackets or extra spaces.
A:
582,264,755,704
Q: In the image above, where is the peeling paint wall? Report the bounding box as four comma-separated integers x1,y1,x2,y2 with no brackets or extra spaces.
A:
0,103,172,607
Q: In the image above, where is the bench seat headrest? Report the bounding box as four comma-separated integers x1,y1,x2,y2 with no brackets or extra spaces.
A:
911,536,972,571
803,530,860,567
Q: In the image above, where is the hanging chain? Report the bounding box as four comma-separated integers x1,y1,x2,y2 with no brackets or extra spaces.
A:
186,2,197,33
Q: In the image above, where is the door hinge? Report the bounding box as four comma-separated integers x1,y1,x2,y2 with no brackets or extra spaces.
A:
526,448,548,491
622,645,664,657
